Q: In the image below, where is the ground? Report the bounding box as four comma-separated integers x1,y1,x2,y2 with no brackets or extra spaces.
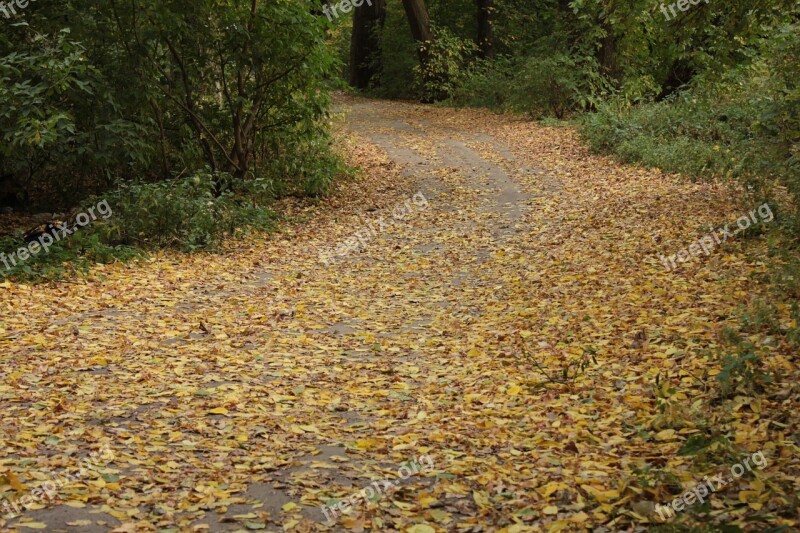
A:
0,97,797,532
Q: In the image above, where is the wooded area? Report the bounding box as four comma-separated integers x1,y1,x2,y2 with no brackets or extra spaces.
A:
1,1,798,531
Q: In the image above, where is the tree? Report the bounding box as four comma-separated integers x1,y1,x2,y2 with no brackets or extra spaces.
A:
476,0,494,58
105,0,336,188
401,0,435,69
349,0,387,89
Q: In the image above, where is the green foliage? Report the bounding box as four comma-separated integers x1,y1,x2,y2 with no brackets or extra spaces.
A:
0,0,345,279
450,53,614,117
414,29,477,102
717,346,768,398
0,28,152,206
257,123,346,198
100,172,276,251
0,168,279,281
581,25,800,234
370,3,423,99
525,54,608,116
715,328,771,398
580,95,733,178
0,29,94,152
0,227,139,282
446,57,512,110
765,24,800,234
738,299,780,335
0,1,342,202
678,434,732,458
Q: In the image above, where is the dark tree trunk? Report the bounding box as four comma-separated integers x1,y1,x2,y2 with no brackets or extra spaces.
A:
401,0,434,67
476,0,494,58
596,19,617,79
349,0,386,89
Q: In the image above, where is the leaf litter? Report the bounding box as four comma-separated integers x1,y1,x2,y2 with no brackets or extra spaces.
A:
0,96,797,531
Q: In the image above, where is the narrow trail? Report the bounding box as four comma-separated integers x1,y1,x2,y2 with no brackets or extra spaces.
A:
0,98,784,532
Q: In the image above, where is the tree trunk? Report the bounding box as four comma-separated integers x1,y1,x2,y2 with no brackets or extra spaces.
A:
349,0,386,89
476,0,494,58
401,0,434,66
596,18,617,80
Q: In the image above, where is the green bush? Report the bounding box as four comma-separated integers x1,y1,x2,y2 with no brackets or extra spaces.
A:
447,57,514,110
0,169,281,281
580,25,800,231
100,172,276,251
0,29,153,207
414,29,477,102
0,224,139,282
449,53,613,117
506,54,614,118
765,24,800,234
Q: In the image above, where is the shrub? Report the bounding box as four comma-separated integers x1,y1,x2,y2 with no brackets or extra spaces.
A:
370,4,419,99
0,29,153,208
414,29,477,102
449,53,614,117
505,54,614,118
448,56,517,110
580,25,800,233
100,172,276,251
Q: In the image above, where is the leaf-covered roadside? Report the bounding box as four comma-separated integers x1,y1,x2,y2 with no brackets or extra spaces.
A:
1,99,798,531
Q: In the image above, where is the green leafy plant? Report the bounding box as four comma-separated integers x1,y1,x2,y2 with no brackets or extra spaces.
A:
507,53,615,118
99,172,276,252
414,28,477,102
715,337,771,398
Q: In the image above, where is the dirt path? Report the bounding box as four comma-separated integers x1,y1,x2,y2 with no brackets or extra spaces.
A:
0,98,790,532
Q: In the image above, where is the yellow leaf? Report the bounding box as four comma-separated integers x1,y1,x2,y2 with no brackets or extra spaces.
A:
427,509,450,523
17,523,48,529
282,502,300,512
355,438,381,450
208,407,229,415
547,521,569,533
65,501,87,508
537,481,568,498
580,484,620,503
406,525,435,533
7,471,25,491
543,505,558,515
418,494,437,508
473,490,491,508
507,385,522,396
654,429,676,441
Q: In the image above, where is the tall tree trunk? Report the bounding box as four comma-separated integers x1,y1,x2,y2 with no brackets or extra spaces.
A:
476,0,494,58
401,0,434,67
596,13,618,80
401,0,435,100
349,0,386,89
